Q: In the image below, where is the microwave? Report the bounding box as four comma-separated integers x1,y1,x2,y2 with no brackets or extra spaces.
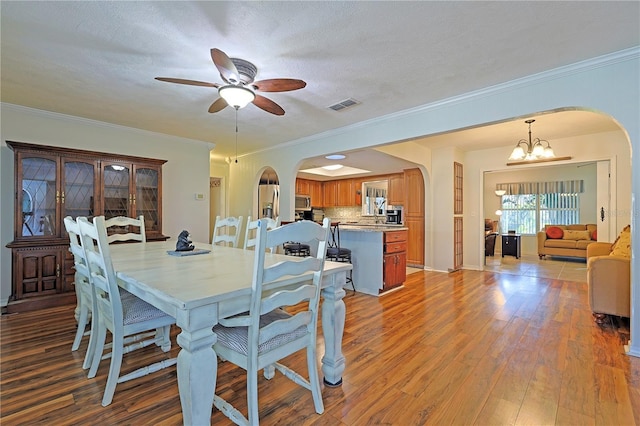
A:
295,195,311,211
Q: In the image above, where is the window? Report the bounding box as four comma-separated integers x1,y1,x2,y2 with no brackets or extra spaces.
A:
500,192,580,235
539,192,580,226
501,194,537,234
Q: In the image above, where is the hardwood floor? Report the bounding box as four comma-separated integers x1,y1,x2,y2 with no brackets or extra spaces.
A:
2,270,638,425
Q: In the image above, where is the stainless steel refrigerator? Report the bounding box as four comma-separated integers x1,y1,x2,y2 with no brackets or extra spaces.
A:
257,184,279,219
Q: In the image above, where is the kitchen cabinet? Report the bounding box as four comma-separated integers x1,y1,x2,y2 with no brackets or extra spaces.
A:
387,173,404,205
295,178,310,195
323,180,337,207
6,141,167,313
403,168,425,267
404,217,424,267
336,179,354,206
404,168,424,216
353,178,366,206
383,230,407,292
309,180,323,207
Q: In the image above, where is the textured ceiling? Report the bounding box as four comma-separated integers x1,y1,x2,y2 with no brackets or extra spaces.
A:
1,1,638,172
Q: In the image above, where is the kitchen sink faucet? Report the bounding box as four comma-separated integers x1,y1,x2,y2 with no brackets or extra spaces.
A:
374,199,386,224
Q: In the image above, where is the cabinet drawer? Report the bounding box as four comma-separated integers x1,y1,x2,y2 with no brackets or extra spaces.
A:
385,241,407,254
384,230,407,243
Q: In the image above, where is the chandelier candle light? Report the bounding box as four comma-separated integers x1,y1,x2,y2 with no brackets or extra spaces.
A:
507,119,570,165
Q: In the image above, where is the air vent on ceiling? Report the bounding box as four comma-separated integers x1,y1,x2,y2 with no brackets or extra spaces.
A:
328,98,360,111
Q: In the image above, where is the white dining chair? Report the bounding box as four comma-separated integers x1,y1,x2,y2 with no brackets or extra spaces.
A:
64,216,95,368
212,217,330,425
66,215,149,370
243,216,280,252
77,215,177,407
212,215,244,248
105,215,146,243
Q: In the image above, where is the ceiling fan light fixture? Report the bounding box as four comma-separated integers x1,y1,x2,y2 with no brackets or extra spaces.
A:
219,85,255,109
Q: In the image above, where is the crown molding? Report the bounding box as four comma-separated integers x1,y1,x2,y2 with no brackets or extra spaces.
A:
271,46,640,153
1,102,213,147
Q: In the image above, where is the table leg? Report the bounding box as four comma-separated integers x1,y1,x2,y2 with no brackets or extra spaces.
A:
175,308,218,426
321,270,347,386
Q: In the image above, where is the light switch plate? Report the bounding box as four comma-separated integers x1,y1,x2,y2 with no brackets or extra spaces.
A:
194,193,205,201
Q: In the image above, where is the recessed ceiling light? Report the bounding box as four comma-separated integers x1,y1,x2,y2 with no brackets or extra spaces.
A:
322,164,344,171
325,154,346,160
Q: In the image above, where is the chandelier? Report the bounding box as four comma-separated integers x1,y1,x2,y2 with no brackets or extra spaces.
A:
508,119,555,161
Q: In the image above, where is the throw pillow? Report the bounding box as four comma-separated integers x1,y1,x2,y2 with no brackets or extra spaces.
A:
591,230,597,241
610,225,631,258
562,230,590,241
546,226,564,239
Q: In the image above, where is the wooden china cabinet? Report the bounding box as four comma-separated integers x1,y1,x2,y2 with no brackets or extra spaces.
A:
6,141,168,313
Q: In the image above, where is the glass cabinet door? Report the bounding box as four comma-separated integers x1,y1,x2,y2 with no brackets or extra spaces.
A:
63,159,98,223
18,155,59,238
134,167,159,233
102,163,131,220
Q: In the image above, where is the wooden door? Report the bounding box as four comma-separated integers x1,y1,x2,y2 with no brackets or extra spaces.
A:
336,179,354,206
404,168,424,216
388,173,405,205
309,180,323,207
296,178,310,195
453,163,463,270
403,168,425,267
453,217,463,271
323,181,337,207
14,247,63,299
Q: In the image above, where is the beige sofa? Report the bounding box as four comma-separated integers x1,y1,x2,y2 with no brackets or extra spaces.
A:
537,224,597,259
587,241,631,321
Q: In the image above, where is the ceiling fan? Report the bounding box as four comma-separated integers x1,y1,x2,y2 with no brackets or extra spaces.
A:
155,48,306,116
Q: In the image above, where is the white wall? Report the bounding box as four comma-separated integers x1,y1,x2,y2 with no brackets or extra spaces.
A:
1,104,212,306
466,129,630,266
231,48,640,354
483,163,598,257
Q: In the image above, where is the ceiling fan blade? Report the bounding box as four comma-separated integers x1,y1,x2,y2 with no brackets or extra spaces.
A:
208,97,228,113
252,78,306,92
253,94,285,116
155,77,219,88
211,48,240,84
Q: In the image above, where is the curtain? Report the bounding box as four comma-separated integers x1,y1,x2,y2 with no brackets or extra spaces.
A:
496,180,583,195
366,187,387,198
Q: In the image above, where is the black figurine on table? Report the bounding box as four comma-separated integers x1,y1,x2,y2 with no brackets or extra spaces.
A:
176,230,195,251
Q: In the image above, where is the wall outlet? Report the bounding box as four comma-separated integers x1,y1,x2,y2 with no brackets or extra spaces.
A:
194,193,205,201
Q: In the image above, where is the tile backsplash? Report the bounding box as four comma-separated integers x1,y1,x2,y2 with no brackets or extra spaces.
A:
323,206,380,224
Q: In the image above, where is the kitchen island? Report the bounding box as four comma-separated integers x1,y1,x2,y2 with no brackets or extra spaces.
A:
338,224,409,296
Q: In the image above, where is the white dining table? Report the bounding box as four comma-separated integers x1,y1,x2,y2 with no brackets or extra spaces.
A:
109,240,350,425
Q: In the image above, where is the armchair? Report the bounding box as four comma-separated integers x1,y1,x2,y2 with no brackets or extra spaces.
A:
485,232,498,256
587,241,631,323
